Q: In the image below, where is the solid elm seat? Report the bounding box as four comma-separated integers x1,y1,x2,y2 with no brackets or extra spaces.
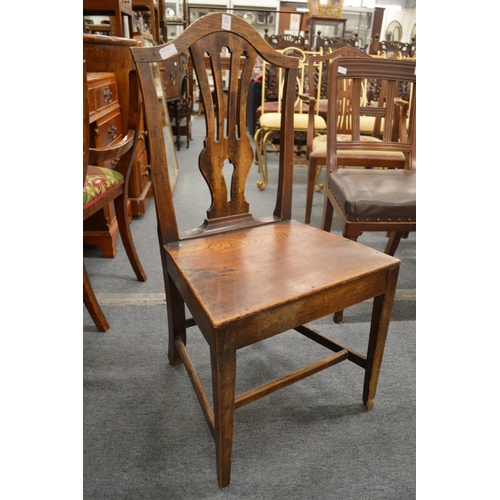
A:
131,13,401,489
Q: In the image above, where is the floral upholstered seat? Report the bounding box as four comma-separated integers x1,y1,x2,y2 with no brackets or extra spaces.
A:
83,166,124,206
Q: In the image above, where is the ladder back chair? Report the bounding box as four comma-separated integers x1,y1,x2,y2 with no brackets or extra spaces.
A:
131,12,401,489
321,57,416,323
83,36,147,332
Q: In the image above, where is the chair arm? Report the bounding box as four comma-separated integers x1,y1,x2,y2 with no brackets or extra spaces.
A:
88,130,136,164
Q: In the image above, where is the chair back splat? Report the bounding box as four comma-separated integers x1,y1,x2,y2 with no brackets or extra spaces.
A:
131,13,402,489
133,14,297,244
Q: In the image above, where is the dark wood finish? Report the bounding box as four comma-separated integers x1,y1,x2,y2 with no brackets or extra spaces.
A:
304,47,409,224
264,29,308,50
315,33,360,52
83,40,148,332
321,57,416,322
131,13,401,488
84,71,122,255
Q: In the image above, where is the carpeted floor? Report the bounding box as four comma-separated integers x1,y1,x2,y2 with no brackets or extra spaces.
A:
83,114,416,499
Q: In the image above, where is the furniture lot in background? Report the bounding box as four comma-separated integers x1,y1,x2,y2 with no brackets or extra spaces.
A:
83,47,147,332
132,12,401,489
321,56,415,323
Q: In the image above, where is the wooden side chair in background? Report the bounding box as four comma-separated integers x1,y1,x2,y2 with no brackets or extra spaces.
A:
303,47,409,224
321,57,416,323
132,12,402,488
83,36,147,332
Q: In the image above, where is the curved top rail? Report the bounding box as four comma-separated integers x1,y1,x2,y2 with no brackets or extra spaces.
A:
130,12,299,70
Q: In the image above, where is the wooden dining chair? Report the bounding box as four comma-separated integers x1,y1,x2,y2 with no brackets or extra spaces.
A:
131,12,401,489
321,57,416,323
304,47,408,224
83,37,147,332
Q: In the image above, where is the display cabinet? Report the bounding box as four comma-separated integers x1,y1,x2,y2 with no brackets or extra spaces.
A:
307,17,346,48
83,0,133,38
132,0,161,43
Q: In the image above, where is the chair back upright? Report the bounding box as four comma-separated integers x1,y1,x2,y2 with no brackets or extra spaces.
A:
326,57,416,173
131,13,299,245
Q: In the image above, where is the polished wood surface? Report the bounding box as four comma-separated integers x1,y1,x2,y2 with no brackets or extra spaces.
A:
132,13,401,488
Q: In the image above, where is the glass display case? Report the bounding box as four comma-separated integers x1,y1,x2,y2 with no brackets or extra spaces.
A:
342,9,374,51
163,1,185,41
307,17,346,48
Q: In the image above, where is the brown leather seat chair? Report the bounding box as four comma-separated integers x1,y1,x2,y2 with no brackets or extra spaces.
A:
303,47,408,224
320,57,416,323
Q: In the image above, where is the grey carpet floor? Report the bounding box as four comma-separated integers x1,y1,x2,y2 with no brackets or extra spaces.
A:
83,115,416,499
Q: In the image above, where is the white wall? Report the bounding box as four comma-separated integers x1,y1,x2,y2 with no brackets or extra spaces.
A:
376,0,416,43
